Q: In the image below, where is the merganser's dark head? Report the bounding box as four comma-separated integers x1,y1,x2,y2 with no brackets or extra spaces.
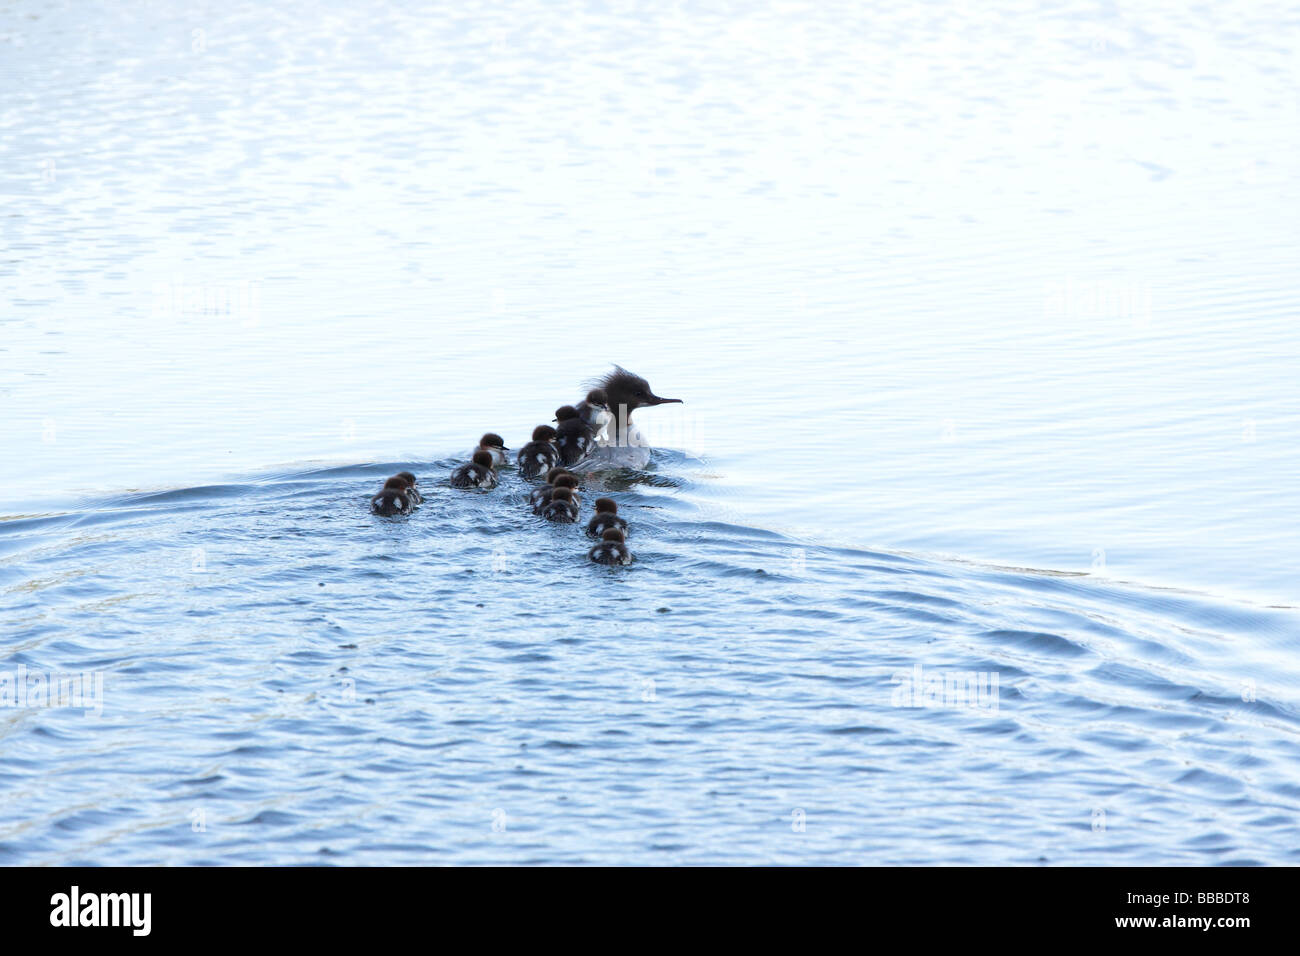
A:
554,405,579,423
593,497,617,514
553,474,579,490
471,450,494,469
531,425,558,442
600,528,626,543
590,366,682,417
479,433,508,451
395,471,417,487
383,476,408,491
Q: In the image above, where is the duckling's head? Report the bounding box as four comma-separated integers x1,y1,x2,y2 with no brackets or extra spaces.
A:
553,474,579,490
600,528,626,543
584,388,609,410
395,471,417,487
544,466,569,484
593,497,618,514
382,476,408,492
554,405,579,423
479,432,507,451
532,425,558,442
471,450,494,469
551,487,574,503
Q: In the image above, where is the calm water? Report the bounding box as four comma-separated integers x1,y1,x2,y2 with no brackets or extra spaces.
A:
2,0,1298,864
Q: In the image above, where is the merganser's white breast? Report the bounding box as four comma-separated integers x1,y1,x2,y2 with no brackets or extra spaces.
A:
578,421,652,471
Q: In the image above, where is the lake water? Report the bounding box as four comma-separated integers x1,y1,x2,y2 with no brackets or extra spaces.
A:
2,0,1298,864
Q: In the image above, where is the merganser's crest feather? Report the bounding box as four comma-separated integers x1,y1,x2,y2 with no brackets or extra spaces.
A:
585,366,682,415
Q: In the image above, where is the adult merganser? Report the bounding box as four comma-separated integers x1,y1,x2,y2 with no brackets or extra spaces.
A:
516,425,559,479
585,497,628,538
587,527,632,565
580,367,682,470
450,449,498,489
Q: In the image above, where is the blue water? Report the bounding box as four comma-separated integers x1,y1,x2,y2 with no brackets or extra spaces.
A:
4,455,1298,865
2,0,1299,864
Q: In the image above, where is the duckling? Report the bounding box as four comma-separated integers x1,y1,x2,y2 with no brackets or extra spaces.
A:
528,466,573,509
478,433,509,469
516,425,559,479
554,405,595,466
553,473,581,507
449,450,498,489
371,475,414,516
540,486,578,523
531,473,581,514
574,388,612,441
395,471,422,505
585,497,628,538
587,527,632,565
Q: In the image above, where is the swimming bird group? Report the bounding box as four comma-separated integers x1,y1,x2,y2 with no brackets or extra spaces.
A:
368,368,680,566
521,466,631,564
